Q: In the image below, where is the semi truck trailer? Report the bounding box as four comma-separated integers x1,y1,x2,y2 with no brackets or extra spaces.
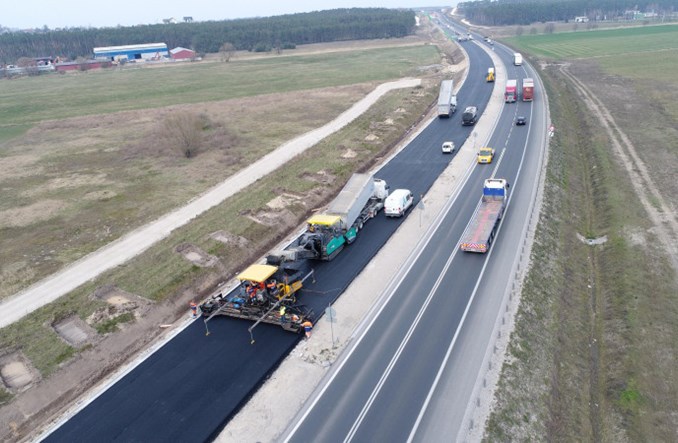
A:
522,78,534,101
460,178,509,253
270,173,389,263
505,79,517,103
437,79,457,117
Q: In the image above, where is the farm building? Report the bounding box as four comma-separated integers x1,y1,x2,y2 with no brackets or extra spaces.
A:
170,47,196,60
93,43,168,62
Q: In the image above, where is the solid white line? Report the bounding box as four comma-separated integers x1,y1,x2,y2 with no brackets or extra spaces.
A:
283,157,477,442
344,246,460,442
407,229,497,442
285,27,507,441
407,68,535,443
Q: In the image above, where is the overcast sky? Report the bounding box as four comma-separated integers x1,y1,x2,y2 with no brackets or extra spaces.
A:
4,1,449,29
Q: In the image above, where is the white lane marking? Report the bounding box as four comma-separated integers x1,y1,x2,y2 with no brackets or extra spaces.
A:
344,246,460,442
282,149,478,442
408,68,537,442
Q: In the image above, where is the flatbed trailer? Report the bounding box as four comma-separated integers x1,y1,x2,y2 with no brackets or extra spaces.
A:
460,179,509,253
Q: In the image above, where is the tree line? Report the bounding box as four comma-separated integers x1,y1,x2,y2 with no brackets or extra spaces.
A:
458,0,677,26
0,8,415,64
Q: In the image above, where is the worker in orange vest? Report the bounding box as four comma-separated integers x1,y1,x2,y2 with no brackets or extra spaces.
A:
302,320,313,340
190,301,198,319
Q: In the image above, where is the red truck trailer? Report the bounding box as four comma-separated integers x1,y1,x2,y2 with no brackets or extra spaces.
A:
522,78,534,101
505,79,517,103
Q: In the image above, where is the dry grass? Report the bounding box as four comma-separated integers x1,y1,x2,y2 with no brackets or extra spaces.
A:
485,58,678,442
0,84,374,300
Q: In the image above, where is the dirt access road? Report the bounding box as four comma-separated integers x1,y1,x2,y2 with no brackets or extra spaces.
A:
0,78,421,330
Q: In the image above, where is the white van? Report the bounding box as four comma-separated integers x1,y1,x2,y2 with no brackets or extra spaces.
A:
385,189,414,217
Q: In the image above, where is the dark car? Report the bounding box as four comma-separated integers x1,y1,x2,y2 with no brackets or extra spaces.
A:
516,116,527,126
462,106,478,126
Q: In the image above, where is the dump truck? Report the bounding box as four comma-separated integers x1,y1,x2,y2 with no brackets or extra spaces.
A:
200,262,315,333
269,174,389,263
437,80,457,117
486,67,495,82
522,78,534,101
460,178,509,253
505,79,517,103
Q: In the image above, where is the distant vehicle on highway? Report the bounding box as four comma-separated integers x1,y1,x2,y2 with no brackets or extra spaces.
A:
516,116,527,126
385,189,414,217
442,141,456,154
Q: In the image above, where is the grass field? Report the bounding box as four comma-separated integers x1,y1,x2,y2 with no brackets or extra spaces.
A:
486,24,678,441
504,23,678,59
0,83,437,380
0,46,436,126
0,44,440,301
0,39,443,391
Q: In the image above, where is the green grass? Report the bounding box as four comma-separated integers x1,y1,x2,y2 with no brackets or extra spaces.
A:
0,389,12,406
0,45,437,126
504,24,678,60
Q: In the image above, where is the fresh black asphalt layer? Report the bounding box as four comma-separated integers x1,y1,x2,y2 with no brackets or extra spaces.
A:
46,43,493,442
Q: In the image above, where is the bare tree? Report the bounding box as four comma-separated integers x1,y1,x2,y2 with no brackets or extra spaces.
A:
544,23,556,34
17,57,39,75
163,112,204,158
219,43,236,62
515,26,524,36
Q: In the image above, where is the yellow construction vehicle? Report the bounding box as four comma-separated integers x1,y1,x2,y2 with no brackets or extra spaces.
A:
200,262,314,334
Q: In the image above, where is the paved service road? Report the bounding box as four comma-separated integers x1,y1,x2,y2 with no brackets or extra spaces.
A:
43,42,495,443
283,24,548,442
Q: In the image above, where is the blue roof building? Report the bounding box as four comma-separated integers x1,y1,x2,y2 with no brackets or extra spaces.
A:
93,43,168,62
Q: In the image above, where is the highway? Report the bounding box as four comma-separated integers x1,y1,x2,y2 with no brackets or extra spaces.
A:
43,31,498,443
283,20,548,442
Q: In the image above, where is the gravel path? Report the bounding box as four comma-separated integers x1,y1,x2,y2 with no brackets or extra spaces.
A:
0,78,421,330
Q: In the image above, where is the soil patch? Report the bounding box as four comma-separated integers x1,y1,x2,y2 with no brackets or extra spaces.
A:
175,243,219,268
0,200,68,229
244,209,296,228
300,170,337,185
52,316,96,348
88,285,153,327
83,190,117,201
0,154,43,182
0,353,38,393
266,193,304,210
341,149,358,159
209,231,250,248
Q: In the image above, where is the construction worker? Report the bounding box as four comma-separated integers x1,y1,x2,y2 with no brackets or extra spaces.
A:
189,301,198,319
246,282,257,299
302,320,313,340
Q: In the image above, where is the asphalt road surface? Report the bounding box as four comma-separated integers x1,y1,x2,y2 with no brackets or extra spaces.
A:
283,25,548,443
44,38,495,443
